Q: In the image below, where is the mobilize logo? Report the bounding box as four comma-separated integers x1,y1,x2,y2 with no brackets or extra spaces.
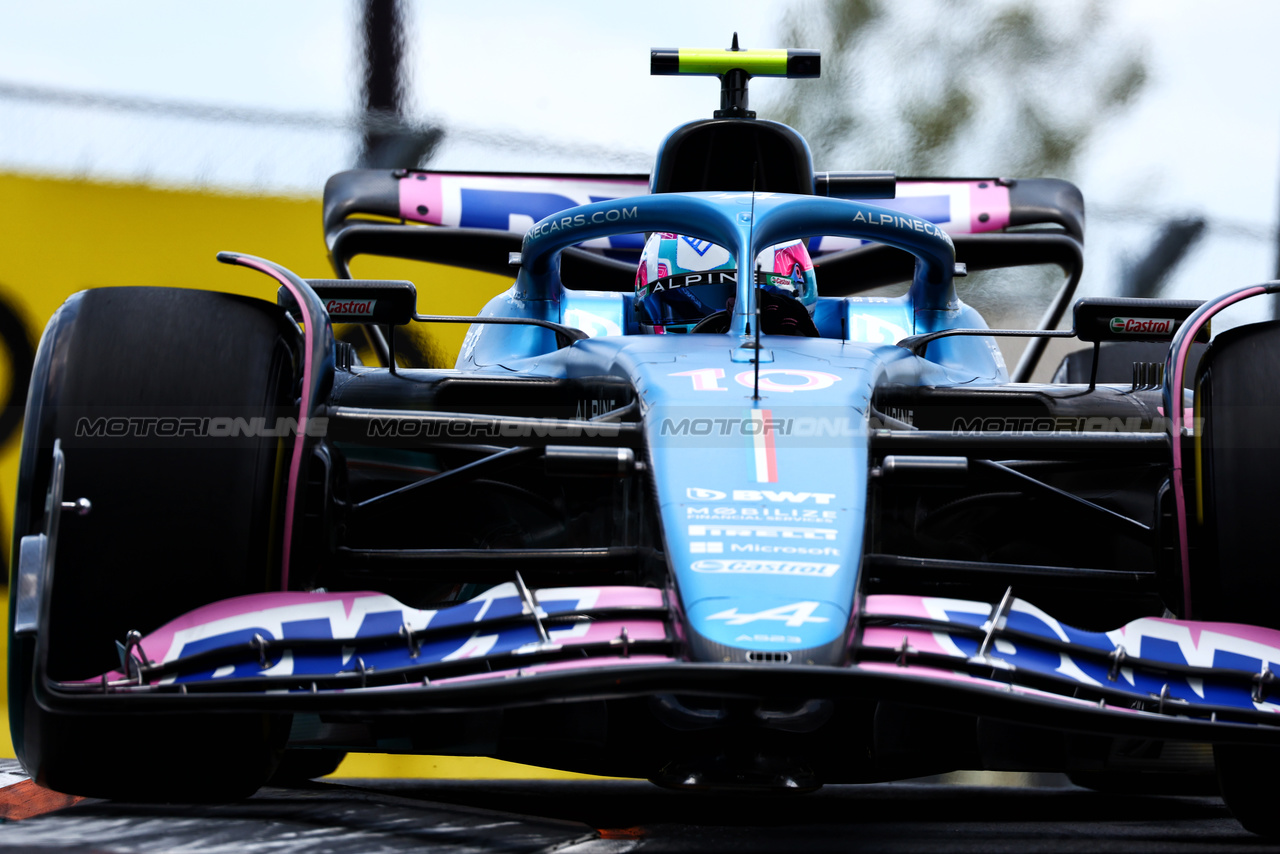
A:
687,507,839,524
1109,316,1174,335
686,487,837,504
325,298,376,317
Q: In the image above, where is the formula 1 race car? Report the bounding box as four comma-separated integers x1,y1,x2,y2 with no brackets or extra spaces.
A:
12,43,1280,835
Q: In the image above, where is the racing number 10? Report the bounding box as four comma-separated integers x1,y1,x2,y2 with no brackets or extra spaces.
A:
670,368,728,391
670,368,841,393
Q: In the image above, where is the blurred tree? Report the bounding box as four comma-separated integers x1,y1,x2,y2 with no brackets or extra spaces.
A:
1120,217,1206,299
761,0,1147,178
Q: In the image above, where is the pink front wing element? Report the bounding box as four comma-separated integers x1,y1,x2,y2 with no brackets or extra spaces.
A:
433,655,676,686
863,594,935,621
968,181,1011,233
860,627,953,658
95,591,396,681
855,662,1144,714
590,587,666,609
399,174,445,225
573,620,668,644
92,585,669,682
865,593,1280,684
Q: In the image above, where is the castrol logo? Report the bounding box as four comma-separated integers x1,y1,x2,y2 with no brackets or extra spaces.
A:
1109,316,1174,335
325,299,376,317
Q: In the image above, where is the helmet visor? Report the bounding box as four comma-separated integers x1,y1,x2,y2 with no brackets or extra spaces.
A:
636,270,738,326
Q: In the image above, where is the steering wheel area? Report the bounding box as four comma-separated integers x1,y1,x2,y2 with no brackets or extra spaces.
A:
690,310,731,333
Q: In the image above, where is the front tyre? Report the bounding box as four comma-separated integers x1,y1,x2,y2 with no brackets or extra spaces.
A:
1196,320,1280,835
9,287,298,801
1215,745,1280,837
1195,319,1280,625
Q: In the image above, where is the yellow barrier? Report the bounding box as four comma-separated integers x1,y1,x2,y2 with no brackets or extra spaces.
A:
0,172,605,780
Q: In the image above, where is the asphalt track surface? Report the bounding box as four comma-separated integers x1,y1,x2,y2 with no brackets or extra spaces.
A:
0,761,1275,853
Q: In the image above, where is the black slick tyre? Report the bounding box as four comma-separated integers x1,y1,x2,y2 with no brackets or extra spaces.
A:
1215,744,1280,837
8,287,298,801
1194,320,1280,626
1195,320,1280,835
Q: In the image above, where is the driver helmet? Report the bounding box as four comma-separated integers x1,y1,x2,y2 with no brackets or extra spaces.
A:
634,233,816,333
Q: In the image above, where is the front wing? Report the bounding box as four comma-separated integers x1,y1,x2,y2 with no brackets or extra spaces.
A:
34,583,1280,746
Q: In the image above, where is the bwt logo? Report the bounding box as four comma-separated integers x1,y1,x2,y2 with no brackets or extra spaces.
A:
325,299,376,317
686,487,837,504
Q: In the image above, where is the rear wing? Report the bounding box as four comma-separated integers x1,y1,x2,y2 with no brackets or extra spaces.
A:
323,169,1083,294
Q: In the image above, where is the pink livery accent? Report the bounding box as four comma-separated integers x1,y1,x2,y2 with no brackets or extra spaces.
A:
591,586,665,609
865,592,1280,677
93,584,668,681
968,181,1011,233
227,257,317,590
1168,286,1267,617
399,174,445,225
863,594,935,621
96,591,396,681
574,620,668,644
855,662,1143,714
861,627,952,657
396,172,649,229
772,240,814,274
1154,405,1196,422
434,655,676,686
859,660,1007,688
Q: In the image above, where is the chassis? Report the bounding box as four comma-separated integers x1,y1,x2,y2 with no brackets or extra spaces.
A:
10,43,1280,833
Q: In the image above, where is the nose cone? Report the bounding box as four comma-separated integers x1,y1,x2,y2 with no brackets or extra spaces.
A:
685,595,850,665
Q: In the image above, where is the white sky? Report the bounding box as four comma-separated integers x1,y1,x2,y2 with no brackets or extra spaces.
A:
2,0,1279,320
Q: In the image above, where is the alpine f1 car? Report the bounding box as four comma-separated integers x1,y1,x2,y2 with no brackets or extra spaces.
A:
12,42,1280,835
